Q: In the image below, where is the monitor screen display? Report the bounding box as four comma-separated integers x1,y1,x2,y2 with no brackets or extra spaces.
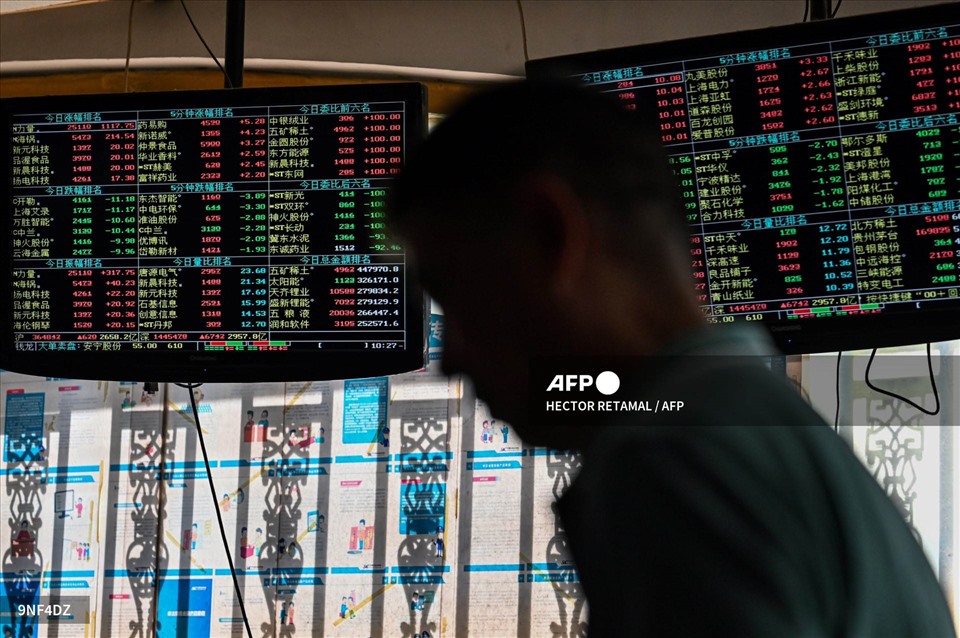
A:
527,4,960,353
2,83,427,381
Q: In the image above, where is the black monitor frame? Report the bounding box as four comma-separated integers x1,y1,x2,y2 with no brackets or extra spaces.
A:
527,4,960,354
1,83,428,382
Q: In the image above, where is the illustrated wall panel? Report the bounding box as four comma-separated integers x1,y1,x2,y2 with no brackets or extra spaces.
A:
3,336,957,636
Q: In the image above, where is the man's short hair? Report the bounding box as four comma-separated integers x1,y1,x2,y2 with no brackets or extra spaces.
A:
392,80,691,274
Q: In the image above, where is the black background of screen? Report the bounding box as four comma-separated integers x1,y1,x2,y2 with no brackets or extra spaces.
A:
528,4,960,353
2,83,427,381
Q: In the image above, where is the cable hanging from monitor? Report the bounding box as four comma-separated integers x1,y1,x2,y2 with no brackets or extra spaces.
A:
176,382,253,638
831,0,843,19
123,0,136,92
178,0,234,88
864,344,941,416
516,0,530,63
834,350,842,430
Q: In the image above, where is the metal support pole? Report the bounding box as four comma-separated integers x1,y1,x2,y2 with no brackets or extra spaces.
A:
809,0,832,21
224,0,245,88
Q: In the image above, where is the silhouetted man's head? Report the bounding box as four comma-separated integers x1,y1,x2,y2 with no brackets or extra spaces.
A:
392,81,703,443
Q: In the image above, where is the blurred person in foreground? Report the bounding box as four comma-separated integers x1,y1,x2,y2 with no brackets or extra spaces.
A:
390,81,955,637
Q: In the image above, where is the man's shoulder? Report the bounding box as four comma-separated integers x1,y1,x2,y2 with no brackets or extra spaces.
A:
639,324,821,425
624,359,826,433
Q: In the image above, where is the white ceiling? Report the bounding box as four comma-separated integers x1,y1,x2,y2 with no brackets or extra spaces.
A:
2,0,952,77
0,0,91,15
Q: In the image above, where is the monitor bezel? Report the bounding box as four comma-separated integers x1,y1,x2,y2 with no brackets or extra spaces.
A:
526,4,960,354
1,82,429,382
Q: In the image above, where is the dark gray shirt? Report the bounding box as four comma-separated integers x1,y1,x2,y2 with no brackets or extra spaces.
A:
558,327,955,636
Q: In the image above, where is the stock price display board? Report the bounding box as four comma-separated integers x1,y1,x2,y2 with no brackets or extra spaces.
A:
529,8,960,331
5,84,424,370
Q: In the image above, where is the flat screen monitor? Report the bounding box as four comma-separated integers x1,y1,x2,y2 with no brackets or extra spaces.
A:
1,82,428,381
527,4,960,353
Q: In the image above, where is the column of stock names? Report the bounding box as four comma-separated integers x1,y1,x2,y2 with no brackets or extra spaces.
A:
10,99,410,352
586,24,960,322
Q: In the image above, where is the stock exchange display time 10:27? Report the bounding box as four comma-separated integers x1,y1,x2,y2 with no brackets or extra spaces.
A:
7,87,420,357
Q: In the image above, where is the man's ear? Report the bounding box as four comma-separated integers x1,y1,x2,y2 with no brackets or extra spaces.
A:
512,173,592,299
